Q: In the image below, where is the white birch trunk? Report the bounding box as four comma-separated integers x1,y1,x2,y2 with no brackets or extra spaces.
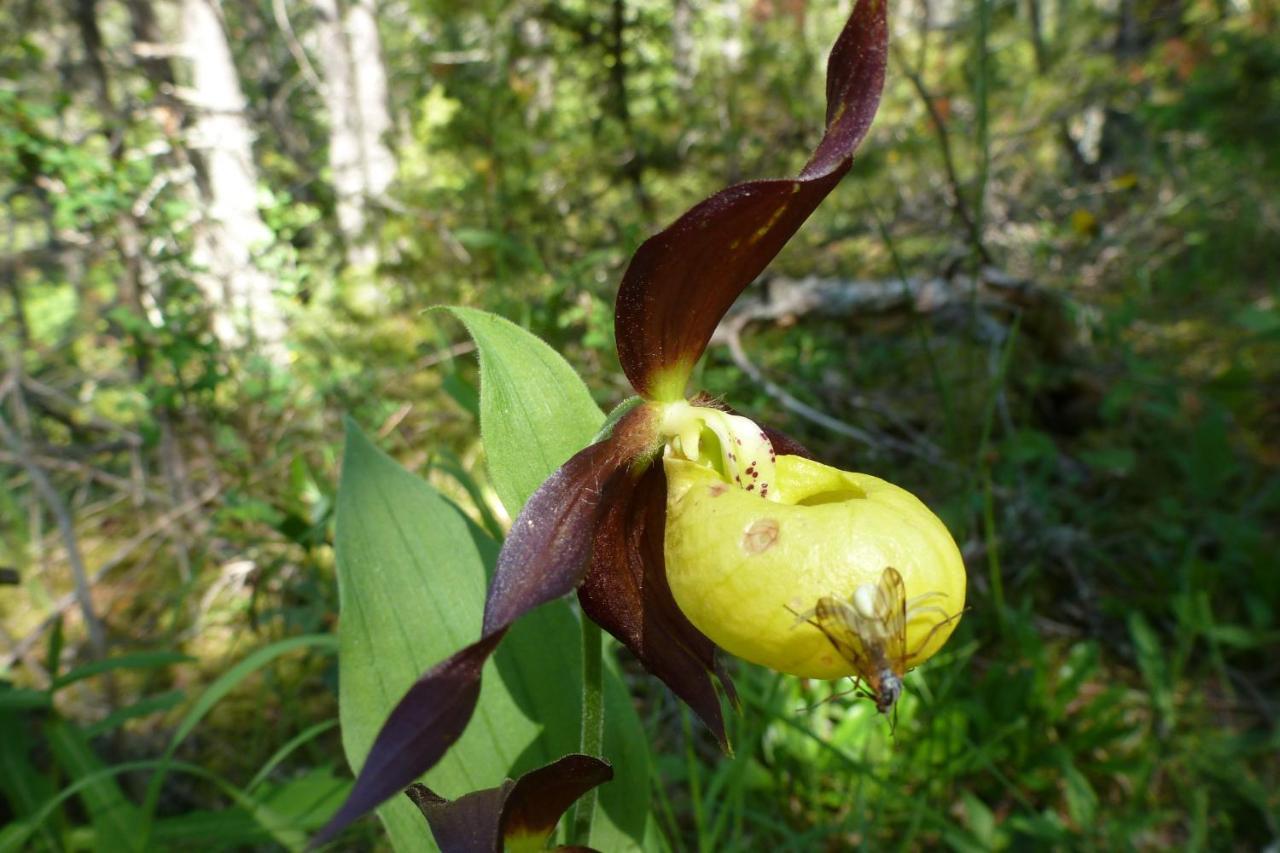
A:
181,0,289,363
310,0,396,269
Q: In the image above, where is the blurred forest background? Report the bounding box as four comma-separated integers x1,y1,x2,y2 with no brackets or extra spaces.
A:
2,0,1278,848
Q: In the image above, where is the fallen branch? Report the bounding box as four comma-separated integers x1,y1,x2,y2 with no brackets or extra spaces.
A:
720,312,945,463
710,268,1075,460
711,267,1057,338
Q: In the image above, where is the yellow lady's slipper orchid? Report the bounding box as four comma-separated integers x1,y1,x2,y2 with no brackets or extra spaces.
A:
319,1,917,841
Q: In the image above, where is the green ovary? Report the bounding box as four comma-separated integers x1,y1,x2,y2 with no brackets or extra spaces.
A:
664,454,967,680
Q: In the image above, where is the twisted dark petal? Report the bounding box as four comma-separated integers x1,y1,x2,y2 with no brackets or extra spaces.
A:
614,0,888,399
578,464,736,749
404,754,612,853
315,409,658,845
313,632,505,847
502,754,614,844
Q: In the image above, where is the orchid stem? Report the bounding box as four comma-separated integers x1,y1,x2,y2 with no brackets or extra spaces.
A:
572,615,604,845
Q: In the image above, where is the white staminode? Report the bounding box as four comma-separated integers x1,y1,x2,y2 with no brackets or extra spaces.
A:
660,401,780,501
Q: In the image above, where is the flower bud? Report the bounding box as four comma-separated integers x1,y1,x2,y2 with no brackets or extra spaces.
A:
664,453,966,680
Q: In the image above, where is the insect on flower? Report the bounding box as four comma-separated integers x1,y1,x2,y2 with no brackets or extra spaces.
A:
796,566,959,715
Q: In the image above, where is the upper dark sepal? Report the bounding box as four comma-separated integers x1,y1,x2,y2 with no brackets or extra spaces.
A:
614,0,888,400
405,754,613,853
578,464,737,749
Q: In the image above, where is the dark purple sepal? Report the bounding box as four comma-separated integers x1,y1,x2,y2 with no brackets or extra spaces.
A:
313,630,506,847
483,404,660,634
614,0,888,399
578,463,737,749
405,754,613,853
405,782,510,853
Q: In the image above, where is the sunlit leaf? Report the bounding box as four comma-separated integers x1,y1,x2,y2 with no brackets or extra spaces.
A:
46,721,142,852
444,306,604,517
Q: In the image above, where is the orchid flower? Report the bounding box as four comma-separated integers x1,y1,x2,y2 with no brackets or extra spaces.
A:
317,0,966,845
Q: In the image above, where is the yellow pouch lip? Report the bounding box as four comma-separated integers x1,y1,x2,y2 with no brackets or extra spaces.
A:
663,455,967,680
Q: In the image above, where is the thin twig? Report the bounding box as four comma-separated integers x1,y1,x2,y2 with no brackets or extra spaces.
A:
0,450,166,501
0,481,221,671
721,314,943,464
0,379,107,659
272,0,323,92
890,44,991,263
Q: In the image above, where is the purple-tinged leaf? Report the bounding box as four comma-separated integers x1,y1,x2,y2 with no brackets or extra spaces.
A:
313,631,505,847
502,754,613,847
578,464,737,749
614,0,888,400
405,754,613,853
483,405,659,634
405,783,510,853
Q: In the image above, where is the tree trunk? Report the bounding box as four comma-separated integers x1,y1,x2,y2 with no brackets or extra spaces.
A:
181,0,288,363
310,0,396,269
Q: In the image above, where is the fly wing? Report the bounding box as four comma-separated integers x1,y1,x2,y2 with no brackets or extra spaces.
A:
874,567,909,673
809,596,876,684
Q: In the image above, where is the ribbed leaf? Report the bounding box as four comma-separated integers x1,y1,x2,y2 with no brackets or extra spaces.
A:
444,307,604,516
325,423,577,848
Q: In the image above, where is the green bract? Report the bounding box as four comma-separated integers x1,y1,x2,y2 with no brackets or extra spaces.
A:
663,447,966,681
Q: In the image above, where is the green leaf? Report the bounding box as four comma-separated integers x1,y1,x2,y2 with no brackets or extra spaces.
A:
46,720,143,852
1061,762,1099,826
335,422,562,850
257,767,350,831
82,689,185,739
442,307,604,517
4,758,313,853
247,719,341,793
140,633,338,844
52,650,192,691
0,687,51,712
0,711,58,849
